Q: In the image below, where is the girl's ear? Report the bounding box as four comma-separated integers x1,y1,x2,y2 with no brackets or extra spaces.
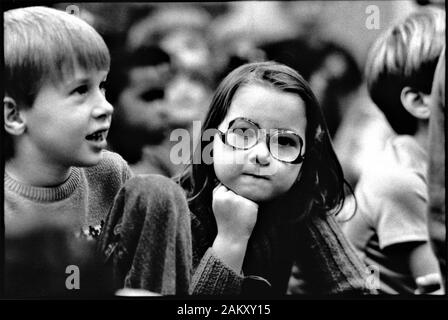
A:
4,96,26,135
400,87,431,120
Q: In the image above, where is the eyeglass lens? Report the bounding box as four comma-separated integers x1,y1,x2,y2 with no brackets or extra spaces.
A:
226,118,302,162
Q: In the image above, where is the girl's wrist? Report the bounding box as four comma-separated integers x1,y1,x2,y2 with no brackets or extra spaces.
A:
212,234,249,274
214,232,250,247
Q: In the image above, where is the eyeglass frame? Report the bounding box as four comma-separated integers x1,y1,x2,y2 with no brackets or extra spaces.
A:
216,117,305,164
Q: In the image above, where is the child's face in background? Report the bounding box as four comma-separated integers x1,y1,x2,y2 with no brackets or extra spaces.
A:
164,73,211,127
160,29,211,73
213,84,307,202
118,63,210,134
118,63,172,135
20,66,112,168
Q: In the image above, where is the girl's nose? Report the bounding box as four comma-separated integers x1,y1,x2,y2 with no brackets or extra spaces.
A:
249,140,271,166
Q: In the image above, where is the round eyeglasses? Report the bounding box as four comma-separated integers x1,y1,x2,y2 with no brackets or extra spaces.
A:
217,117,305,164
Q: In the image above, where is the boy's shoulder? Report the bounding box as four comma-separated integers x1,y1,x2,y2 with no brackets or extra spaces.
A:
84,150,132,181
358,136,426,196
98,149,128,167
362,135,425,176
362,167,420,199
358,163,425,210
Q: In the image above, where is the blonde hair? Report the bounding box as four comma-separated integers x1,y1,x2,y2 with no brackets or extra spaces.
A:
4,6,110,160
4,6,110,106
365,6,445,134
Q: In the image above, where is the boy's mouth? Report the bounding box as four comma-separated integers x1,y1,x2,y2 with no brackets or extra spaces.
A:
85,129,108,142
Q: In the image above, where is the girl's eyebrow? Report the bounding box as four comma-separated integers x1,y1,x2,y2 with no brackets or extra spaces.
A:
230,117,301,134
275,126,301,133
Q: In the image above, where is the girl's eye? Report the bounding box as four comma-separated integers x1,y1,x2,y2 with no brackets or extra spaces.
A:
230,126,253,134
277,136,297,147
72,85,88,95
231,127,257,139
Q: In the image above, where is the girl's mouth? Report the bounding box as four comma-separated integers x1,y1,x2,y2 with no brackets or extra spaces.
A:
243,173,270,180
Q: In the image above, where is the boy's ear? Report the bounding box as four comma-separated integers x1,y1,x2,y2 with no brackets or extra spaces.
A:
4,96,26,135
400,87,431,120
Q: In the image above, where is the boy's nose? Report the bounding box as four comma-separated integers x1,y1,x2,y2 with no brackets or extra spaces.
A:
92,94,113,120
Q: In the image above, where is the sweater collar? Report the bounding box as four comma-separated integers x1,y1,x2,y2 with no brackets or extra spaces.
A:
4,168,81,202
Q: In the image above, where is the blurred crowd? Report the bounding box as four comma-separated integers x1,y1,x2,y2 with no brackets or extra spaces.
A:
50,1,420,186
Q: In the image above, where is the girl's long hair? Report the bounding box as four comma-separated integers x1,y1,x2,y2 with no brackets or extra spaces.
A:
178,61,349,225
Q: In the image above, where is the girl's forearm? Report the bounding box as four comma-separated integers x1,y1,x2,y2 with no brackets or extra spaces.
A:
212,234,249,274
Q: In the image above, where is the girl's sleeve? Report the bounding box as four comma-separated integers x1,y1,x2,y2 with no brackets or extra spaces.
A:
189,213,244,295
99,174,192,295
293,214,371,294
190,247,244,295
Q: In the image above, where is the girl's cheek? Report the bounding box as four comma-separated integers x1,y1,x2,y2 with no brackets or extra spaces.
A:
213,140,245,167
232,151,247,167
214,150,244,168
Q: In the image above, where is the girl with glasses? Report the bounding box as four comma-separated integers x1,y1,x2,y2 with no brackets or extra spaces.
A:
100,62,369,295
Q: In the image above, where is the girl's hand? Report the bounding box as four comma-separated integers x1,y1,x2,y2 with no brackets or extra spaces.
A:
212,183,259,242
211,183,259,273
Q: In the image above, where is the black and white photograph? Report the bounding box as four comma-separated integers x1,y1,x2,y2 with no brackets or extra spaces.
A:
1,0,446,306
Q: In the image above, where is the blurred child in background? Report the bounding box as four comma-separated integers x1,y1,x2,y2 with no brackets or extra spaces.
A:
341,7,445,294
107,4,213,177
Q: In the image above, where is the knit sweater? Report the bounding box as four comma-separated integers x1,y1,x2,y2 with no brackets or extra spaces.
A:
5,150,132,239
190,206,370,295
100,174,370,295
99,174,192,295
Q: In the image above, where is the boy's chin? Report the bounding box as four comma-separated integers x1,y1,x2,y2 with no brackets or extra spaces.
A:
73,153,104,167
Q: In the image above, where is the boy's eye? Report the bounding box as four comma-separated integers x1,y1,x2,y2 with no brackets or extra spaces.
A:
100,81,107,92
72,85,88,95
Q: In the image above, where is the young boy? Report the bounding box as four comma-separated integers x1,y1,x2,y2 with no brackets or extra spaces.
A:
4,6,132,240
341,7,445,294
